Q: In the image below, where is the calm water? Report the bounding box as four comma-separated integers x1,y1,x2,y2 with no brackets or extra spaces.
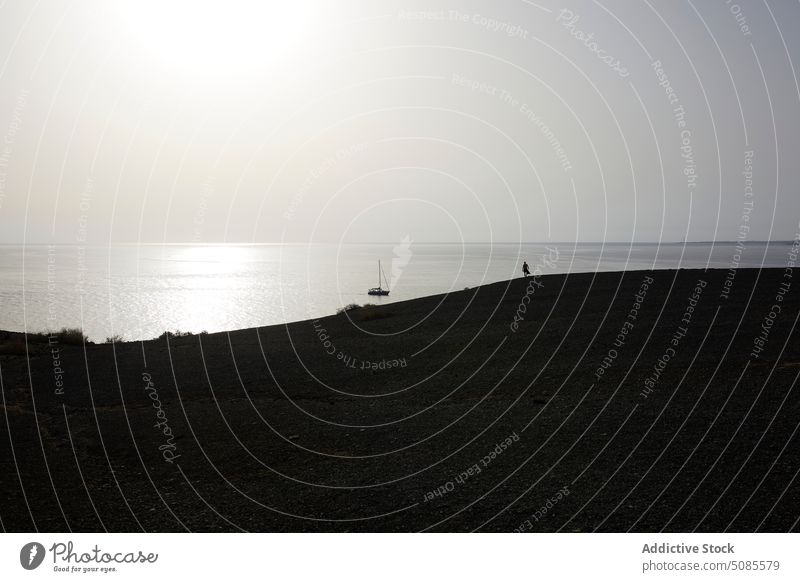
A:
0,242,792,342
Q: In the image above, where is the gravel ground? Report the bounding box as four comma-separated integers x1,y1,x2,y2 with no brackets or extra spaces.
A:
1,268,798,532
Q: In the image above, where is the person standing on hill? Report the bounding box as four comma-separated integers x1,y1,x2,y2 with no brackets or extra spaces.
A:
522,260,530,277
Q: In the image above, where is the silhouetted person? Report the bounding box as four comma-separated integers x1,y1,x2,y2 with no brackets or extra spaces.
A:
522,260,530,277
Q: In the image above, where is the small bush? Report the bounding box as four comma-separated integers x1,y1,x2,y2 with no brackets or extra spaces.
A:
104,334,125,344
0,327,89,353
336,303,362,315
158,329,193,340
54,327,88,345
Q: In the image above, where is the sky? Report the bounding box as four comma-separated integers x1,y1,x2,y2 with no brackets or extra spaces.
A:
0,0,798,244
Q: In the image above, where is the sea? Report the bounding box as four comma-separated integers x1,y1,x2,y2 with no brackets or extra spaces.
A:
0,242,793,342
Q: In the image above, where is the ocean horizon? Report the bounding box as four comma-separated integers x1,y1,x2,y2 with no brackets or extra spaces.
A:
0,241,791,342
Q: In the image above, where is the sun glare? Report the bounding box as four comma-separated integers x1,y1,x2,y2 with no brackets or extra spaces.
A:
115,0,315,77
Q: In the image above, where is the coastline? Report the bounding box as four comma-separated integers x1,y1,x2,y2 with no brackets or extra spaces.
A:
1,268,798,532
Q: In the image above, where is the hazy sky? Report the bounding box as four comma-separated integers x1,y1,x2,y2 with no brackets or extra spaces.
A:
0,0,798,244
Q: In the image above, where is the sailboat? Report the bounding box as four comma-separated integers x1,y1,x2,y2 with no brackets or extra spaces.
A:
368,260,390,296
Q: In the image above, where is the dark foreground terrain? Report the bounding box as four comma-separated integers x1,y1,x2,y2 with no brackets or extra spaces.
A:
1,268,798,532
